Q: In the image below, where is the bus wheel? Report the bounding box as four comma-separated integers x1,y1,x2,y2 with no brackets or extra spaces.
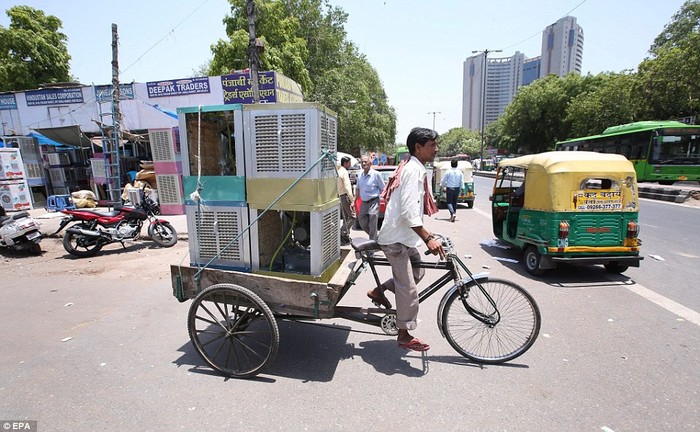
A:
604,262,629,274
523,246,544,276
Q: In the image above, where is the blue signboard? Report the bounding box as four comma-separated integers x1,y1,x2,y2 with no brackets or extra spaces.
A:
94,84,135,102
221,71,278,104
25,88,84,106
146,77,210,98
0,94,17,110
221,71,303,104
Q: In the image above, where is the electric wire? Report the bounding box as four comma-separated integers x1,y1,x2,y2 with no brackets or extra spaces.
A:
120,0,213,76
498,0,587,52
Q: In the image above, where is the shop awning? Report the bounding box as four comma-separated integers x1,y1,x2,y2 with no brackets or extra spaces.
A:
33,125,92,147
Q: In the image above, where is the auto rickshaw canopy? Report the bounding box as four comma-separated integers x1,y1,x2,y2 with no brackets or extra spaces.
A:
434,160,474,183
498,151,639,212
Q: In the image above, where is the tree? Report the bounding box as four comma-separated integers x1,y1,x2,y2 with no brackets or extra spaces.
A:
497,74,601,153
311,44,396,156
650,0,700,55
0,6,72,92
639,1,700,121
210,0,396,154
565,72,638,137
635,33,700,121
437,127,481,158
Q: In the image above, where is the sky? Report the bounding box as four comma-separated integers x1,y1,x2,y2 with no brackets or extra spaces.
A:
0,0,688,143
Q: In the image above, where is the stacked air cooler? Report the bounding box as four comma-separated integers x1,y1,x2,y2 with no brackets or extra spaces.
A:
0,148,32,212
243,103,340,281
178,104,250,272
179,103,341,281
148,128,185,215
3,136,46,208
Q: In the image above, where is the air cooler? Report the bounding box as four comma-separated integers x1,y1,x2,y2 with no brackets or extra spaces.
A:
243,103,339,210
249,200,341,282
186,205,252,271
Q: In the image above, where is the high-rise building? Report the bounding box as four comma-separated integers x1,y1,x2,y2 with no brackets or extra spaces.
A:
461,52,525,131
462,16,584,131
522,57,541,86
540,16,584,77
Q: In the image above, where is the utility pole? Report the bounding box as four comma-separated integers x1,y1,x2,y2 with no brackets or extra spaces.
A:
246,0,261,103
428,111,441,131
107,23,122,208
471,48,501,170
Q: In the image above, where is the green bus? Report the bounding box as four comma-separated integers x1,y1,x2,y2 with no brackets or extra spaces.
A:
394,145,410,165
555,121,700,184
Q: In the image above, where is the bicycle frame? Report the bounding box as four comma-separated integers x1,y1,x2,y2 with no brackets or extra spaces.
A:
344,247,498,330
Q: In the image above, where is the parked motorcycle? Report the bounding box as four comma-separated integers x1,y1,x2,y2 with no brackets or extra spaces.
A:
0,207,43,255
53,186,177,258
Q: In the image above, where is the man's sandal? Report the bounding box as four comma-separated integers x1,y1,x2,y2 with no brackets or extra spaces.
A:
398,337,430,352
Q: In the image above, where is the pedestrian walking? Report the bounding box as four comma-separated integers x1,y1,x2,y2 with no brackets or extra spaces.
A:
356,155,385,241
440,159,464,222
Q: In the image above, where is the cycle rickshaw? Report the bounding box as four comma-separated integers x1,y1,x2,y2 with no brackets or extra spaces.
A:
171,234,541,378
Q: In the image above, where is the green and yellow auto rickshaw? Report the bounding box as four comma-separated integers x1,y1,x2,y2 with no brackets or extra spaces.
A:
491,151,642,276
433,160,475,208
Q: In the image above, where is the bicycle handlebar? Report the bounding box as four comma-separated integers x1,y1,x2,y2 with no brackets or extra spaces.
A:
423,233,454,257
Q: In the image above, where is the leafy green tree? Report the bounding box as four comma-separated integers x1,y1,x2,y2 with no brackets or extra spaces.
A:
0,6,72,91
311,44,396,156
635,32,700,121
565,72,638,137
637,1,700,121
650,0,700,55
210,0,396,154
438,127,481,158
497,74,602,153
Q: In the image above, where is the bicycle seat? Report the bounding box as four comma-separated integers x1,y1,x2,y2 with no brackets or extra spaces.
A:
350,237,381,252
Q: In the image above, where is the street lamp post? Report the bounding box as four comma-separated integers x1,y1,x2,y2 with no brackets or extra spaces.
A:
428,111,441,131
472,48,501,170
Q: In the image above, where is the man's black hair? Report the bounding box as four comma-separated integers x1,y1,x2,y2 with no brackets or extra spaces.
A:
451,159,458,168
406,127,438,155
340,156,351,165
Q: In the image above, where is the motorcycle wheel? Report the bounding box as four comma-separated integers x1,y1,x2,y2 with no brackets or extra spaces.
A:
29,243,42,256
148,221,177,247
63,225,103,258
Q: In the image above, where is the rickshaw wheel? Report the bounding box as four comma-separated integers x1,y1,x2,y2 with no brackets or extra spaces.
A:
466,200,474,209
188,284,279,378
604,262,629,274
523,246,544,276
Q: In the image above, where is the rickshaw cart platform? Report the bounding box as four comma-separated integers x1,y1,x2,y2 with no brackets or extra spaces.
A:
171,248,360,320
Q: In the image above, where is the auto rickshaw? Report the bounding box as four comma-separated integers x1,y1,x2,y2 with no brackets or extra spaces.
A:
433,160,475,208
490,151,642,276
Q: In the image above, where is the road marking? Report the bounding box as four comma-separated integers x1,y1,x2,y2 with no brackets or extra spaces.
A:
473,207,490,219
626,283,700,326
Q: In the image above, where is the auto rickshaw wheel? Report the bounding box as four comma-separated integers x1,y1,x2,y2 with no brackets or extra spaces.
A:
604,262,629,274
523,246,544,276
466,200,474,209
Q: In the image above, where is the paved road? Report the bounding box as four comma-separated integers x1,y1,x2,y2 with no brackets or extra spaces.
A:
2,196,698,431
